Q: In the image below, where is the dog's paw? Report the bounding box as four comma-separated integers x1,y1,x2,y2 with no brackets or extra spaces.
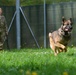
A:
60,49,63,52
54,53,58,56
62,45,66,50
64,49,67,52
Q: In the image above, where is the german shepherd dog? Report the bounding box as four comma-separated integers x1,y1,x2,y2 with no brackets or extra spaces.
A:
49,17,73,56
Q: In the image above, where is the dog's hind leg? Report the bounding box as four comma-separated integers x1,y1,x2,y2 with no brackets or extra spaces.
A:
64,47,67,52
59,48,63,52
49,33,55,50
49,33,58,56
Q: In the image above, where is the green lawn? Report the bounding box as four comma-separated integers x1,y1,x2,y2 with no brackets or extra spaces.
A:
0,47,76,75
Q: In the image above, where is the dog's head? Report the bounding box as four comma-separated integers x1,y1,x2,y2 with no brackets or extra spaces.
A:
61,17,73,35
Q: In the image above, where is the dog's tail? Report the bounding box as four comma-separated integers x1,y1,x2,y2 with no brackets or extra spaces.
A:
49,33,52,37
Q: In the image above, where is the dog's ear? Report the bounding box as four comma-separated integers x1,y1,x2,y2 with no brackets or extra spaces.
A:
62,17,66,25
70,18,73,25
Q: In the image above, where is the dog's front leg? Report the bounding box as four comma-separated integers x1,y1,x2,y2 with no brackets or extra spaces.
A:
55,42,66,50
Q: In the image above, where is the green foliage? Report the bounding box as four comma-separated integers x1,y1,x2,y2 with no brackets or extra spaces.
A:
0,48,76,75
0,0,15,6
20,0,44,6
0,0,76,6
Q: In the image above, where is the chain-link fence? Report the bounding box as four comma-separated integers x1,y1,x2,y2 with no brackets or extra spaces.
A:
0,1,76,49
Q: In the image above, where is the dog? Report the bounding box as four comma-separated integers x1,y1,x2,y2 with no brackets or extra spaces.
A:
49,17,73,56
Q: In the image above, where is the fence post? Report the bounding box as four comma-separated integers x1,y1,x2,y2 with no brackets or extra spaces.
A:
16,0,21,49
44,0,46,48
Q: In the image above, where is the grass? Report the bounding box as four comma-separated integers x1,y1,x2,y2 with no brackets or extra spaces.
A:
0,47,76,75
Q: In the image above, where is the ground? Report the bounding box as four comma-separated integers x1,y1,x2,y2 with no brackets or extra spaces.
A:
0,47,76,75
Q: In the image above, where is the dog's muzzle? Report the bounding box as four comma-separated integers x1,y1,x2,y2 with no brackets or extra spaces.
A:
64,25,72,32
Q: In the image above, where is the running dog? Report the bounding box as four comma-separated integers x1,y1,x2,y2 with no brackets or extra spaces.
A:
49,17,73,56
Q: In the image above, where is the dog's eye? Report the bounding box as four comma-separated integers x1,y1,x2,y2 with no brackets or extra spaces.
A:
61,30,63,32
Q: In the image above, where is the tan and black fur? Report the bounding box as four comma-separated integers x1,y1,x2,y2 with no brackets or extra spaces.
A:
49,17,73,56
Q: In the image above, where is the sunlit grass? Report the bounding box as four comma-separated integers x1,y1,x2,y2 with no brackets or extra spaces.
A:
0,47,76,75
